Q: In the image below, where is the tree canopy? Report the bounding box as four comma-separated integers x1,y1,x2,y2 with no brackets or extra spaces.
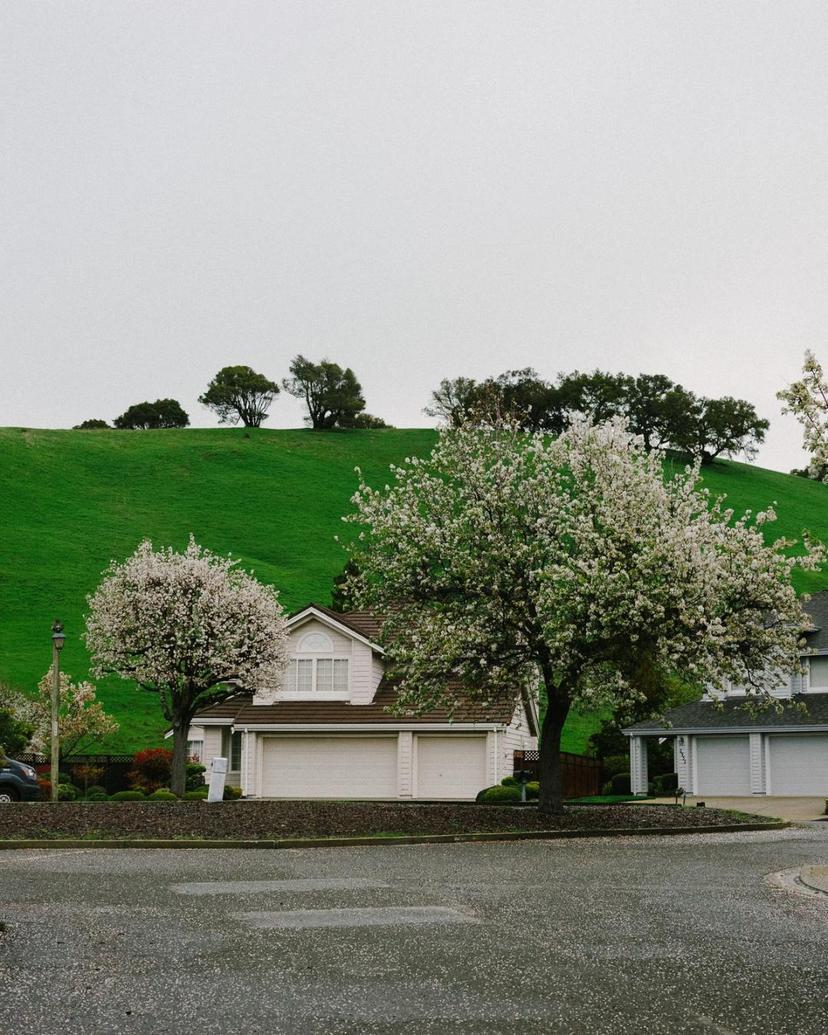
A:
2,672,118,759
199,365,279,427
73,418,110,430
114,399,190,430
426,367,769,463
345,418,821,813
779,351,828,481
85,537,288,793
282,355,366,429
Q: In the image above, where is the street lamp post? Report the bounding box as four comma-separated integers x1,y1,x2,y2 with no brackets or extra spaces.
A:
50,620,65,802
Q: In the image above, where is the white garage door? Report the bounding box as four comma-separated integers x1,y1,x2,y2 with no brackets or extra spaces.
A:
415,735,488,799
695,736,751,795
261,736,398,798
768,735,828,795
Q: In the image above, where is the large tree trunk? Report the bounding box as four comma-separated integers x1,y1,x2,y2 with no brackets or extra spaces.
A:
537,693,572,815
170,720,191,796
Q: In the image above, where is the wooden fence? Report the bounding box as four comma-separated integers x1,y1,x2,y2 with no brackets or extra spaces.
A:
16,753,134,795
513,750,603,799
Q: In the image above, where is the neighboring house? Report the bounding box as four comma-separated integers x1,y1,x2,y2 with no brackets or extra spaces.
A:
624,591,828,796
185,604,538,799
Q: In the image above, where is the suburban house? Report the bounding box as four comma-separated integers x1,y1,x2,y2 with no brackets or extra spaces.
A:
624,590,828,797
185,603,538,799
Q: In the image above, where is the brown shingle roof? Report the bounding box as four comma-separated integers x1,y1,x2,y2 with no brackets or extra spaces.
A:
194,678,515,727
290,603,384,645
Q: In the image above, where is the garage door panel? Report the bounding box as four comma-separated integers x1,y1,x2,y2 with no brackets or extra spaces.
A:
695,736,751,796
768,735,828,795
262,736,398,798
416,736,487,800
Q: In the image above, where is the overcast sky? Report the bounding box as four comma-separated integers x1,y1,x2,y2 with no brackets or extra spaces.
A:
2,2,826,471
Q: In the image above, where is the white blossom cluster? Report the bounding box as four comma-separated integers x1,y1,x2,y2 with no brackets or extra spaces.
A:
345,418,823,727
85,536,289,725
2,671,118,758
778,350,828,480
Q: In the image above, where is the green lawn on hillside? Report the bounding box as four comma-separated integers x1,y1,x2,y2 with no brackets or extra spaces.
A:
1,426,826,755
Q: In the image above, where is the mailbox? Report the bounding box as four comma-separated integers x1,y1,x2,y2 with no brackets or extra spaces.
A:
208,756,228,803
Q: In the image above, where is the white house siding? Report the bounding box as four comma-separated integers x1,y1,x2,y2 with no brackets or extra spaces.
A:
766,734,828,795
674,736,692,792
202,726,223,777
371,654,385,696
629,736,649,794
347,639,376,704
694,736,751,795
500,701,537,780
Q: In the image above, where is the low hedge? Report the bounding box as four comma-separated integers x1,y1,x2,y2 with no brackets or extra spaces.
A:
476,785,522,804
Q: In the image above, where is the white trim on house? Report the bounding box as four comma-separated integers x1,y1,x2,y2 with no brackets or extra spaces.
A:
287,606,385,655
225,722,506,732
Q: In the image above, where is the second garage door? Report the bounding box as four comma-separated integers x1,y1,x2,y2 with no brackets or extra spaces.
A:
415,735,488,799
767,735,828,795
695,736,751,795
260,735,398,798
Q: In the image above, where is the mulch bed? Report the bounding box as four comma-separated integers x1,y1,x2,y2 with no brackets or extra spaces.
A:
0,801,777,841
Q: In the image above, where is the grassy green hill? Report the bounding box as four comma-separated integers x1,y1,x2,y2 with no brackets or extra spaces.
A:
1,426,826,755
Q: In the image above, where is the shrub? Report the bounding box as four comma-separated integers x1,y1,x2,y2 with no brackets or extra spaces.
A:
525,781,539,800
602,754,630,778
57,783,79,801
110,789,146,801
223,785,242,800
500,775,518,787
129,748,172,793
73,763,105,792
149,788,178,801
184,787,209,800
652,772,679,795
37,778,51,798
186,762,207,791
475,785,521,804
84,786,108,801
608,773,631,795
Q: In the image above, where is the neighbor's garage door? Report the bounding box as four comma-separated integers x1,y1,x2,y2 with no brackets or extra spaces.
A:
767,735,828,795
695,736,751,795
261,736,398,798
415,735,488,800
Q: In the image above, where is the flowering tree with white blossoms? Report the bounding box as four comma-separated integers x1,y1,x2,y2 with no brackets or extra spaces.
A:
345,418,822,814
2,673,118,758
778,350,828,480
85,537,288,794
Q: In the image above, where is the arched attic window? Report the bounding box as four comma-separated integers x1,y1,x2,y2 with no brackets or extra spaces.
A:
299,631,334,653
284,628,349,694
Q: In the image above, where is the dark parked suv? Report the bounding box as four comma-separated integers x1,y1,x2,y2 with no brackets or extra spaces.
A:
0,757,40,802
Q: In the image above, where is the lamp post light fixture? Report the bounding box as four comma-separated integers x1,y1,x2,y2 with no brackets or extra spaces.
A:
50,620,65,802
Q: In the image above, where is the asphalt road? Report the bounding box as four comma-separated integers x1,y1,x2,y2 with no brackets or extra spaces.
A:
1,826,827,1034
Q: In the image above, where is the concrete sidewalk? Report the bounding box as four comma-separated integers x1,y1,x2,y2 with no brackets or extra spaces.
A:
651,795,826,822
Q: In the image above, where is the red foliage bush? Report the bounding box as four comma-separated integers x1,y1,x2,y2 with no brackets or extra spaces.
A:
128,748,172,793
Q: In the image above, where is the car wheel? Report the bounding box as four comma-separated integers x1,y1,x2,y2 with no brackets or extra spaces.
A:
0,787,20,803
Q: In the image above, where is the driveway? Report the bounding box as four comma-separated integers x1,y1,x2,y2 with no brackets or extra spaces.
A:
651,795,827,822
1,827,827,1034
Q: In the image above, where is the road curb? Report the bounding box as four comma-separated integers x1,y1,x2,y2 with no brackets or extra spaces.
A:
0,821,787,850
798,865,828,895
